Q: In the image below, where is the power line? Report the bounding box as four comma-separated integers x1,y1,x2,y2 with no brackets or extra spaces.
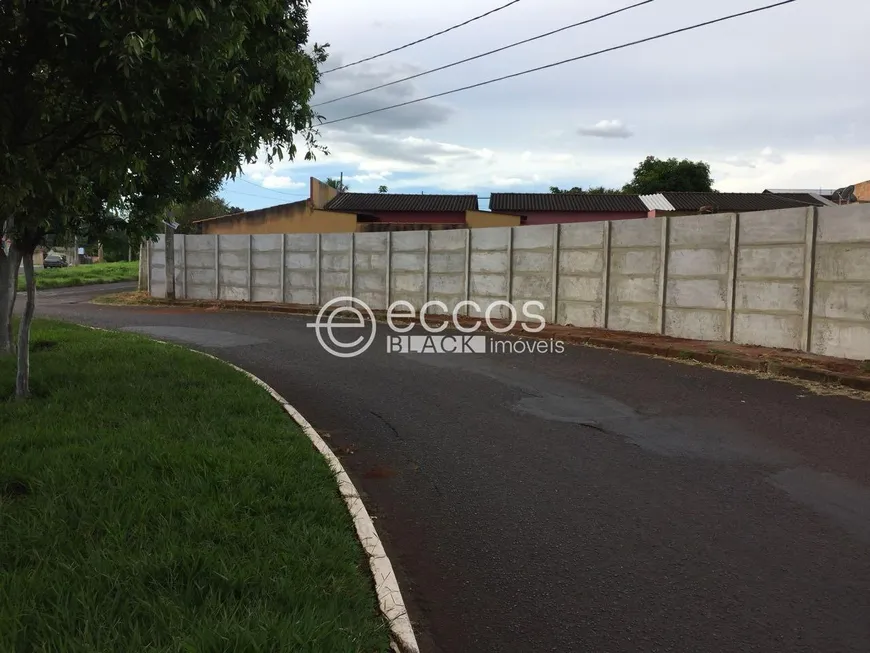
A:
237,177,309,198
319,0,797,127
320,0,523,74
314,0,654,108
222,188,307,202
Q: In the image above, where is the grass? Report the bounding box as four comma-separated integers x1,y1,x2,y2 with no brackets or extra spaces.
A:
19,260,139,290
0,320,389,652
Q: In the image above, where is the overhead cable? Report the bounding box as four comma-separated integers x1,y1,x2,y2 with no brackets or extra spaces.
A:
314,0,654,107
318,1,797,127
321,0,523,74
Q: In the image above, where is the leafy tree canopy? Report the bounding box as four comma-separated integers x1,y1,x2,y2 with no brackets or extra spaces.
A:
326,178,349,192
549,186,583,194
0,0,328,396
170,195,243,234
622,156,714,194
378,185,388,193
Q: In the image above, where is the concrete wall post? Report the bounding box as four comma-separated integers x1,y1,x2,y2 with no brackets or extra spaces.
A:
349,233,355,305
423,230,430,305
801,206,818,351
315,233,322,305
464,229,472,316
601,221,612,329
725,213,740,341
246,234,253,302
180,235,186,299
164,224,176,300
385,231,392,308
214,235,220,300
506,227,514,309
657,216,670,334
279,234,286,303
550,224,560,323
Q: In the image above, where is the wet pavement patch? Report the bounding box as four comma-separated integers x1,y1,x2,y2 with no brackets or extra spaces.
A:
119,326,267,348
769,466,870,544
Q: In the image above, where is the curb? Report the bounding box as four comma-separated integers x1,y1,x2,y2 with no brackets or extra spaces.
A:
82,325,420,653
98,295,870,393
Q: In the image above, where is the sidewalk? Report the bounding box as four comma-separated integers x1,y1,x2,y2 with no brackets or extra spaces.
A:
98,292,870,393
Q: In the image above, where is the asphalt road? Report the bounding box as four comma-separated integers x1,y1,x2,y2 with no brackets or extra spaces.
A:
26,283,870,653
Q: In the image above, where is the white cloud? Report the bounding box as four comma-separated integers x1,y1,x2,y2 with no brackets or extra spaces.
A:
226,0,870,206
577,120,633,139
261,176,305,189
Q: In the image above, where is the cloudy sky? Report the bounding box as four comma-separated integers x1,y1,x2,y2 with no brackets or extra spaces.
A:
222,0,869,211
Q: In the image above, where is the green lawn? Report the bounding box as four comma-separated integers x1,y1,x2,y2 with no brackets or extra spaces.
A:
20,260,139,290
0,320,389,652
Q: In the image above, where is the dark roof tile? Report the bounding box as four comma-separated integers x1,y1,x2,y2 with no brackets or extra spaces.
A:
763,192,828,207
324,193,477,212
489,193,648,213
661,192,809,212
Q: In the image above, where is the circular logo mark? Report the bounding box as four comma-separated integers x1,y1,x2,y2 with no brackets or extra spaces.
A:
306,296,377,358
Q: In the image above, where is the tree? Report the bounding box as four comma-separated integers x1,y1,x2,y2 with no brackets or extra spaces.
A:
550,186,583,194
378,185,388,193
0,0,328,397
326,177,349,192
585,186,623,194
622,156,714,194
170,195,244,234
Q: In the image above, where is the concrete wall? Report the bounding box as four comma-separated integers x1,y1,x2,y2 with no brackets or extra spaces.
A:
149,202,870,360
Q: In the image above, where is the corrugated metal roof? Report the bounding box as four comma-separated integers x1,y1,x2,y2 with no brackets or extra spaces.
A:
489,193,648,213
324,193,478,212
639,194,674,211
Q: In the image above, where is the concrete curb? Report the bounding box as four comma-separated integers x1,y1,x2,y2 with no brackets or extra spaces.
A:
82,324,420,653
97,295,870,393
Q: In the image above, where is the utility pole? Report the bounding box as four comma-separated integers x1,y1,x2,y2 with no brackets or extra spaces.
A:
339,171,344,192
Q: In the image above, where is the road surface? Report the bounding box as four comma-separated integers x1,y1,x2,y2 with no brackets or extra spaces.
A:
24,283,870,652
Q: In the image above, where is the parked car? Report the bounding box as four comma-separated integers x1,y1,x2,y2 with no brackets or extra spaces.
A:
43,255,68,268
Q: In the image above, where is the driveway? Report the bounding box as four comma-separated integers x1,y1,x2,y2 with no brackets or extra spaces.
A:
23,283,870,652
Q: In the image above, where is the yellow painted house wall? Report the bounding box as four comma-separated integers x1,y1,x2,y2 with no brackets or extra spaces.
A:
854,179,870,202
464,210,521,228
197,201,358,235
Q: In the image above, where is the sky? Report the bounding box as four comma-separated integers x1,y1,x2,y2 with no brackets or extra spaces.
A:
221,0,870,211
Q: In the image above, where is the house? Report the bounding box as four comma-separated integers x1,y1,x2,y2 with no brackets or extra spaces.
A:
763,189,837,206
643,192,825,216
489,191,819,223
488,193,650,223
765,179,870,205
195,177,358,235
195,177,520,235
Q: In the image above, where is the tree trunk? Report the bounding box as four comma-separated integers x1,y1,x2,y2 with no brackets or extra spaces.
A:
0,244,21,355
15,251,36,399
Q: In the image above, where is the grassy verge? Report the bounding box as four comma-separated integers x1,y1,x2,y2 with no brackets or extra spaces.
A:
0,320,389,652
20,260,139,290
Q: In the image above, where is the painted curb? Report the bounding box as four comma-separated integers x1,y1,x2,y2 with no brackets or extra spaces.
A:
83,325,419,653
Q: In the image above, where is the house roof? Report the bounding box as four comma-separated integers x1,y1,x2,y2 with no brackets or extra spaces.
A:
489,193,648,213
659,192,811,212
324,193,478,212
764,192,833,207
